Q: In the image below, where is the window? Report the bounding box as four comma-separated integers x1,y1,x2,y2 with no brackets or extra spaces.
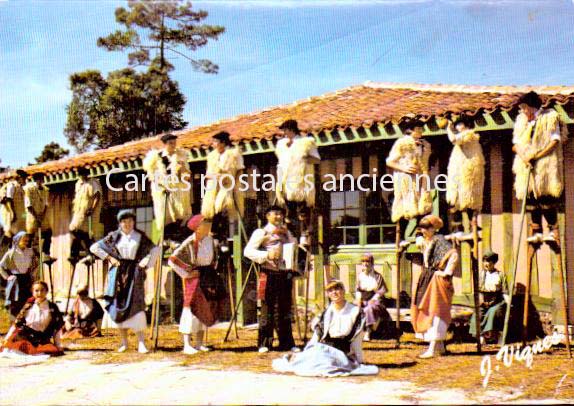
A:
135,206,154,237
330,190,360,245
324,153,395,246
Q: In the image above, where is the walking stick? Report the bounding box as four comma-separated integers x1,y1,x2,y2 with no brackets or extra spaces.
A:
394,222,402,348
224,260,258,342
470,213,482,353
150,191,169,347
501,165,532,347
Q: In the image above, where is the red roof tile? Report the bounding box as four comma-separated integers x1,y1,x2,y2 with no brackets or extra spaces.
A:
3,82,573,179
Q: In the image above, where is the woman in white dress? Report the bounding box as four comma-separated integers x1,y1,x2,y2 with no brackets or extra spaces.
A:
90,210,158,353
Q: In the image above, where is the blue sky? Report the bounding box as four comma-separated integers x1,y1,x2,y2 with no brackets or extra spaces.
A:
1,0,573,168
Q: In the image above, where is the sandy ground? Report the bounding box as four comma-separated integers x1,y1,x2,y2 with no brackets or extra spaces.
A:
1,320,573,405
0,351,495,405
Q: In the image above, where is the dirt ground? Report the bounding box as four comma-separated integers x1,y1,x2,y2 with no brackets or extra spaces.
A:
1,314,573,405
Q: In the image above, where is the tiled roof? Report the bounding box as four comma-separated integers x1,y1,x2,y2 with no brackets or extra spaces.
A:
3,82,574,179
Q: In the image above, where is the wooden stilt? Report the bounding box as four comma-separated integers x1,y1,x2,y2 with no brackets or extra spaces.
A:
46,260,55,302
394,222,402,348
65,259,78,315
303,248,311,342
226,252,239,339
551,243,572,358
470,213,482,353
150,192,169,347
502,166,532,347
293,282,302,341
38,226,44,281
522,225,536,345
224,261,258,342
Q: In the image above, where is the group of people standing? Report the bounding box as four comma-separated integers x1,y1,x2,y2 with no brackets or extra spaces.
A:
0,91,567,376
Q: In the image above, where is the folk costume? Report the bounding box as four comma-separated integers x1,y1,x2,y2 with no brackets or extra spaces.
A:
355,254,389,341
90,210,158,353
0,232,38,317
469,252,508,342
201,131,244,240
142,134,192,240
1,296,63,356
168,215,225,354
385,123,433,225
272,297,378,377
0,173,27,238
446,120,485,216
512,94,566,243
275,120,320,236
23,174,52,256
69,169,102,259
411,216,458,357
62,288,104,339
244,211,298,351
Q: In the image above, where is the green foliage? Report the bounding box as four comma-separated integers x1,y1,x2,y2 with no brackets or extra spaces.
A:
64,66,186,152
97,0,225,73
35,142,70,164
64,0,223,152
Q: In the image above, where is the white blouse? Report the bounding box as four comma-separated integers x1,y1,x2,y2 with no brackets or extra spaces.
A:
326,302,360,338
25,300,51,332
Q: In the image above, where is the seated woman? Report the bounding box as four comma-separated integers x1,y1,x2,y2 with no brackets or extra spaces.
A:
61,284,104,339
469,251,508,344
411,215,458,359
355,253,389,341
1,281,64,356
0,232,38,318
272,280,378,377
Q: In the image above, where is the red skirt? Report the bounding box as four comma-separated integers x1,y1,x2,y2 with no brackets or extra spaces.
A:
2,337,62,356
182,277,220,327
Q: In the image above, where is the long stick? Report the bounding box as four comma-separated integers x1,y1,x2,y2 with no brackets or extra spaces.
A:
150,192,168,347
522,228,535,345
226,250,239,339
501,166,532,347
394,222,402,347
470,213,482,353
224,261,257,342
